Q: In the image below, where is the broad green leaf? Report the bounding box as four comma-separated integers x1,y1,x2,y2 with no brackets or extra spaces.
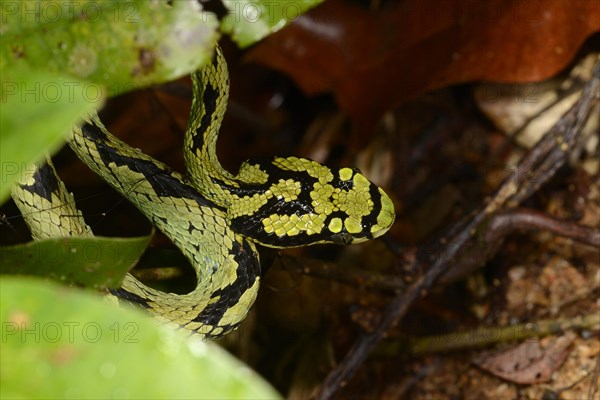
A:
221,0,323,48
0,0,219,97
0,277,282,399
0,65,102,204
0,234,152,289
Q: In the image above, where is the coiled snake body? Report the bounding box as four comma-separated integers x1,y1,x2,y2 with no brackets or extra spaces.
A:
12,47,395,338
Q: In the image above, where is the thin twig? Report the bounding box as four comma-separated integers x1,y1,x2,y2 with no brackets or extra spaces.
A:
485,208,600,247
282,207,600,291
404,312,599,355
439,207,600,284
316,60,600,400
277,255,408,293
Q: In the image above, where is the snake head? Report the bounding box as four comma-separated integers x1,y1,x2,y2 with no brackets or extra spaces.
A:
313,164,396,246
230,157,395,248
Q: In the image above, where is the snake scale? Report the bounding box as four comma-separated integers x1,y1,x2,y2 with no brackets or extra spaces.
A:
11,46,396,338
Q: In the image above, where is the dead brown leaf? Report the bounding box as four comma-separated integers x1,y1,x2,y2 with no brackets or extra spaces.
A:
473,332,577,384
248,0,600,132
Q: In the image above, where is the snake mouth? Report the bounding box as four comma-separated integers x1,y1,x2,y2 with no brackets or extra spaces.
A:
371,223,394,240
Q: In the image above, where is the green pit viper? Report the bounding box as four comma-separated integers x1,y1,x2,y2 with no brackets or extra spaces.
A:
11,46,396,338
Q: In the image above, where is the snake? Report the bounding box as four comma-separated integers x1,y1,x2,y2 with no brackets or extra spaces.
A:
11,46,396,338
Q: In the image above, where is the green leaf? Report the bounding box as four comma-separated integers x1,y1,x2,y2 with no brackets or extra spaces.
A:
0,234,152,289
221,0,323,48
0,277,282,399
0,65,102,204
0,0,219,96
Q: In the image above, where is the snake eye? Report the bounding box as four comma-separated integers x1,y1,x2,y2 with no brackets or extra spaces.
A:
331,232,353,245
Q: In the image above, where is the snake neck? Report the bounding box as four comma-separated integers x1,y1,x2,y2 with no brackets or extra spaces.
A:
184,46,240,208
